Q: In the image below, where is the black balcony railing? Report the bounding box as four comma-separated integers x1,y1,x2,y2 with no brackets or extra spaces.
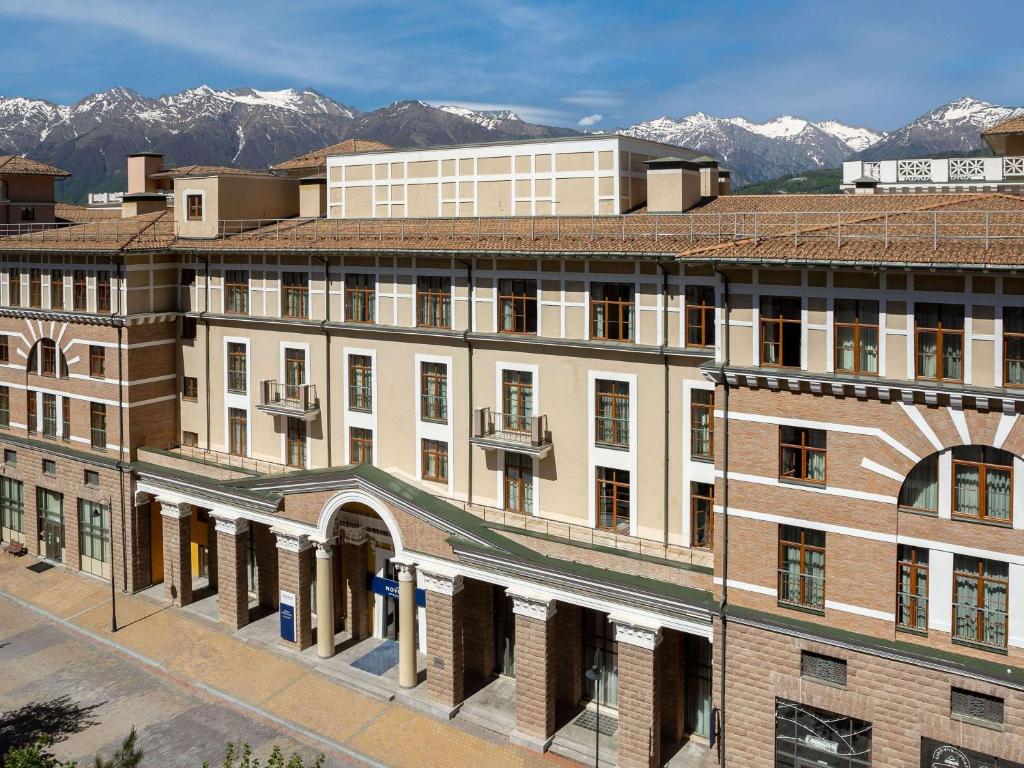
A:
259,380,319,415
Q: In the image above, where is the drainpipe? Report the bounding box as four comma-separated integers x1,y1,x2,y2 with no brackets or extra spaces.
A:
314,253,332,467
102,255,129,609
197,256,211,451
658,261,670,546
456,257,474,505
714,266,730,766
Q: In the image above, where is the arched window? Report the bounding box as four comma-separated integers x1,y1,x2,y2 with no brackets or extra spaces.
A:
898,445,1015,524
26,338,68,379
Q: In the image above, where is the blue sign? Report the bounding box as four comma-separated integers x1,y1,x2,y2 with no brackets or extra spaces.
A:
369,575,426,607
279,590,296,642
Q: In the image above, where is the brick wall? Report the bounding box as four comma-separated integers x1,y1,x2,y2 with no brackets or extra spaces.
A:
161,511,191,605
554,601,583,710
425,589,464,709
514,613,556,743
461,578,494,680
617,641,661,768
216,526,249,630
278,544,312,649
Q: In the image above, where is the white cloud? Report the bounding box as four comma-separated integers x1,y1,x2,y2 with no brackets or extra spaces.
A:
577,113,603,127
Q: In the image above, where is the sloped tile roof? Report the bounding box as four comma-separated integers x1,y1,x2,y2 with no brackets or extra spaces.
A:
270,139,393,171
148,164,270,179
0,155,70,177
982,115,1024,135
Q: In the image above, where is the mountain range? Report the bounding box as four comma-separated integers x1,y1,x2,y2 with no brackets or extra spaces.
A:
0,87,1020,201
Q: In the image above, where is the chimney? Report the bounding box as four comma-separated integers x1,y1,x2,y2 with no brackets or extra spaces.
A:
299,175,327,218
645,155,721,213
127,153,163,194
852,176,880,195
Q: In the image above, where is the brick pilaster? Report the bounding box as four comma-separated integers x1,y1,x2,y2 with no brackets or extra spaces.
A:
509,590,557,751
160,501,192,606
342,532,369,640
422,569,465,712
130,492,153,591
214,517,249,631
555,601,583,709
276,531,313,650
660,630,686,744
23,491,39,556
613,617,662,768
462,578,494,679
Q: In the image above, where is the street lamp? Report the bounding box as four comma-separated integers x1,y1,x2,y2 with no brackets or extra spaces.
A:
584,651,602,768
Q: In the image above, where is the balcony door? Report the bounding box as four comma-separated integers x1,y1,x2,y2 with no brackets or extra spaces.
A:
501,370,532,434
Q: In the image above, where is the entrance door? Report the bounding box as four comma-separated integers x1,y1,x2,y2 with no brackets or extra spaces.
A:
685,635,713,738
37,488,64,562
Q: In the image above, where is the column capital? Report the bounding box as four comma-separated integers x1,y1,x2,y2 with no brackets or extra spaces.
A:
507,588,557,621
273,529,311,553
213,515,249,536
340,523,368,546
609,614,662,650
313,538,337,559
419,567,464,596
392,556,416,582
159,500,193,519
133,491,152,507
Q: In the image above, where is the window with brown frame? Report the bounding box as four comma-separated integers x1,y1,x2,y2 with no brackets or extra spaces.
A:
834,298,879,374
760,296,802,368
595,379,629,448
416,276,451,328
39,339,57,377
226,342,246,394
421,439,448,481
690,389,714,460
779,426,826,484
285,417,306,468
281,272,308,319
344,273,375,323
504,453,533,513
420,362,448,423
350,427,373,465
8,269,20,307
26,391,36,433
778,525,825,610
182,376,198,400
953,555,1008,649
61,397,70,441
1004,307,1024,386
591,282,634,342
50,270,63,310
952,446,1012,524
897,545,928,632
96,272,111,313
73,271,87,311
498,279,537,334
501,370,533,433
41,393,57,437
182,431,199,448
0,335,7,364
228,408,247,456
224,270,248,315
0,387,8,428
348,355,372,411
89,345,105,378
284,348,305,401
596,466,630,533
690,482,714,549
915,303,964,382
186,194,203,221
685,285,715,347
89,402,106,449
28,270,42,308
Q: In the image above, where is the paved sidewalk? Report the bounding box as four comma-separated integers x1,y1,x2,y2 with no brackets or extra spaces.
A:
0,556,571,768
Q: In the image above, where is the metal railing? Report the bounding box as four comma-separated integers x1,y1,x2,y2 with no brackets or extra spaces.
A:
474,408,549,447
777,569,825,609
260,380,319,412
166,443,292,475
953,602,1008,648
0,219,165,245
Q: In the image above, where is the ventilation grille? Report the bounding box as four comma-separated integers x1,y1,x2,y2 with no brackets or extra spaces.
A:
800,651,848,686
950,687,1004,725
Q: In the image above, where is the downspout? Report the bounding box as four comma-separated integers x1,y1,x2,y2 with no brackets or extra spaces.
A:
658,261,670,545
198,256,211,451
456,257,474,505
714,266,730,766
102,254,129,601
314,254,332,467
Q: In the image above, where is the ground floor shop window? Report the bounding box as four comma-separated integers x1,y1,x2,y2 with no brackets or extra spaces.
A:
1,476,24,542
582,609,618,709
78,499,110,578
775,699,871,767
920,737,1023,768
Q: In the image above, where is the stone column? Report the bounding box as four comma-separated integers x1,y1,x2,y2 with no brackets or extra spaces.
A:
509,589,557,752
342,527,369,640
213,516,249,631
660,630,686,745
160,501,193,606
395,560,419,689
611,616,663,768
275,530,313,650
420,567,465,716
314,540,337,659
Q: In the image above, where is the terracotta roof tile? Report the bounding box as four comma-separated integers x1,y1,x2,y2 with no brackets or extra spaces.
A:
0,155,70,177
148,165,270,179
0,210,174,251
55,203,121,223
982,115,1024,135
270,139,392,171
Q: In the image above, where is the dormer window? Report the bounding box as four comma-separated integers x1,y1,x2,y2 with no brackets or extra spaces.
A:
186,194,203,221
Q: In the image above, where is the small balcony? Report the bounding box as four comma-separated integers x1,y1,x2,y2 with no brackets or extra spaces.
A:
256,380,320,420
470,407,552,457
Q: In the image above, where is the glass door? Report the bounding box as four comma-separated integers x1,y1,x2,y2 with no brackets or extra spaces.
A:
581,609,618,709
685,635,712,737
37,488,64,562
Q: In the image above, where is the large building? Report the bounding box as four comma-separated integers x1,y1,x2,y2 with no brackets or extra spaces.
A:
1,123,1024,768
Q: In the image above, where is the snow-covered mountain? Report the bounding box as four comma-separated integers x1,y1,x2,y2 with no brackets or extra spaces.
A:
438,105,523,131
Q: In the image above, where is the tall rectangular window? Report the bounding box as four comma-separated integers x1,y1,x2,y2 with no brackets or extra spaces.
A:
224,270,249,315
89,403,106,449
226,342,247,394
915,303,964,382
1005,306,1024,386
284,348,305,401
760,296,801,368
416,276,451,328
73,271,87,311
596,467,630,533
595,380,629,448
779,426,826,484
0,386,8,428
39,339,57,376
504,453,533,513
421,439,448,481
952,446,1012,524
228,408,247,456
498,279,537,334
954,556,1008,649
42,393,57,438
96,272,111,313
186,194,203,221
50,270,63,310
89,345,105,378
29,269,42,308
281,272,308,319
685,285,715,347
690,482,714,549
420,362,448,423
778,525,825,610
897,545,928,632
591,282,634,342
834,299,879,374
61,397,70,440
344,273,375,323
182,377,198,400
0,335,7,363
690,389,714,460
8,269,20,307
501,370,532,433
0,477,24,538
26,391,36,433
78,500,111,568
350,427,373,465
348,355,372,411
285,417,306,468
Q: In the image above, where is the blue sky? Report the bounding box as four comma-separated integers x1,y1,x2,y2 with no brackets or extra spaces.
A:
0,0,1021,131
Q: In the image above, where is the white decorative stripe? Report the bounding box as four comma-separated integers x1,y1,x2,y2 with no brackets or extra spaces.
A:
860,457,905,483
899,402,944,451
824,600,894,622
716,470,898,505
713,576,776,597
948,406,971,445
994,413,1018,449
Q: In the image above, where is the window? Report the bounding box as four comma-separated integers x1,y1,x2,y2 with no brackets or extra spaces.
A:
73,271,87,311
8,269,21,307
950,688,1004,727
774,699,871,768
41,393,57,437
285,417,306,468
834,299,879,374
42,458,56,476
0,477,24,537
281,272,308,319
420,362,448,423
348,355,372,411
952,446,1012,524
226,342,247,393
3,449,15,466
0,386,8,428
953,555,1008,649
421,439,448,481
596,467,630,532
181,316,197,340
595,379,629,448
344,273,375,323
779,426,826,484
224,270,248,315
181,268,196,287
685,285,715,347
228,408,247,456
96,272,111,313
916,303,964,382
498,279,537,334
50,270,63,310
897,545,928,632
350,427,373,465
61,397,69,440
84,470,99,488
778,525,825,610
283,348,306,403
0,335,7,363
898,455,938,512
26,391,36,433
1005,307,1024,386
78,500,111,567
182,431,199,448
89,403,106,449
89,345,105,378
800,651,847,687
504,453,533,513
29,269,41,308
690,389,714,460
39,339,57,377
591,282,634,342
20,207,35,222
501,370,532,433
186,193,203,221
760,296,801,368
416,276,451,328
690,482,714,548
182,376,198,400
